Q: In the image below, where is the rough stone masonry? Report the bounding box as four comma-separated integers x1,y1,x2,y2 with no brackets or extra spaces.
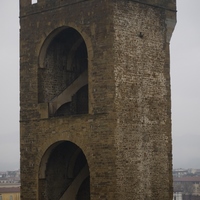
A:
20,0,176,199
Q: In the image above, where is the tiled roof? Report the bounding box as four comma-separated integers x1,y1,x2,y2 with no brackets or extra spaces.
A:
174,176,200,182
0,187,20,193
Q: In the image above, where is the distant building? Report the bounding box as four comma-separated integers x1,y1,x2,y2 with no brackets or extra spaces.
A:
188,169,200,176
174,176,200,195
173,192,182,200
0,170,20,186
0,169,20,198
173,176,200,200
173,169,188,178
183,195,200,200
0,172,7,179
0,187,20,200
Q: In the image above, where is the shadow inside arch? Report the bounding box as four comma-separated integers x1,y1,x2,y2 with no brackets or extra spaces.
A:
38,141,90,200
38,26,89,117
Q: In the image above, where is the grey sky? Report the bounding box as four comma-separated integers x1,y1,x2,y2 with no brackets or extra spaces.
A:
171,0,200,168
0,1,19,171
0,0,199,171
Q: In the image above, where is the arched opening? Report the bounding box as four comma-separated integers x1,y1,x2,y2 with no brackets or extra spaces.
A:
38,141,90,200
38,27,88,117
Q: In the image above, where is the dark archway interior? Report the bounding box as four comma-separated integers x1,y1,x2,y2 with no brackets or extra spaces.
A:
77,176,90,200
38,28,88,117
39,141,90,200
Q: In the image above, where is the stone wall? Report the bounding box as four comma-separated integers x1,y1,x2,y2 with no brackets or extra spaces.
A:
113,1,175,199
20,0,176,199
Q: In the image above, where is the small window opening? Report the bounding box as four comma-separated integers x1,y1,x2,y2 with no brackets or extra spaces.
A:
31,0,38,4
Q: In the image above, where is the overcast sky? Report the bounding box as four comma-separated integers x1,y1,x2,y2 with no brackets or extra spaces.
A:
0,1,199,171
171,1,200,169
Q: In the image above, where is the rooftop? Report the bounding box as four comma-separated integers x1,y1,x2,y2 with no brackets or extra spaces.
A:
0,187,20,193
174,176,200,182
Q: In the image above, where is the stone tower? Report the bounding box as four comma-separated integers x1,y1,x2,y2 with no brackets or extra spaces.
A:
20,0,176,199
